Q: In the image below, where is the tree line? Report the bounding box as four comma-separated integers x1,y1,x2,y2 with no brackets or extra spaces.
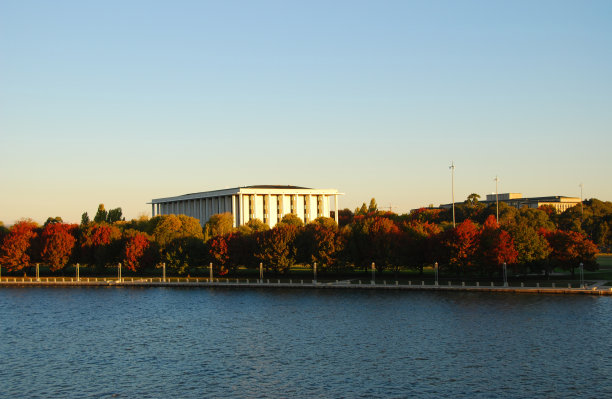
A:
0,197,607,278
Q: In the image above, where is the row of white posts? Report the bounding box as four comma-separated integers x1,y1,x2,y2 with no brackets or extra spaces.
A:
0,261,588,288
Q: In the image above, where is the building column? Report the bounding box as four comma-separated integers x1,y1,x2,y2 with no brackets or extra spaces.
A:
266,194,272,227
232,195,237,227
152,204,155,217
238,193,243,226
334,195,339,224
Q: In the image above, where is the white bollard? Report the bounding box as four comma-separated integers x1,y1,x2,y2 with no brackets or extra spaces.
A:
476,282,479,287
448,281,451,286
395,281,398,286
301,280,303,285
383,280,386,285
490,282,494,287
521,282,524,287
267,279,269,284
359,280,361,285
421,281,424,286
290,279,292,284
409,281,412,286
462,282,465,287
568,283,571,288
552,283,556,288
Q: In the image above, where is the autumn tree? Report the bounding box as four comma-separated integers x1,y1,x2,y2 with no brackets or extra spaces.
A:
207,234,231,276
40,223,77,271
544,230,598,277
122,230,156,272
297,221,345,273
477,215,518,277
254,225,298,275
278,213,304,227
399,220,441,276
79,223,122,268
0,219,39,272
204,213,234,240
438,219,479,277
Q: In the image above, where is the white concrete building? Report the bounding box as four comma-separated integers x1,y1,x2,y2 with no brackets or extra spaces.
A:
150,185,341,227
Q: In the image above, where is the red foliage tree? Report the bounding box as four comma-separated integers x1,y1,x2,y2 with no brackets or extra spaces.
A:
439,219,479,277
478,215,518,277
40,223,77,271
123,231,153,272
544,229,598,276
298,223,345,273
80,224,122,268
0,219,39,272
208,234,231,275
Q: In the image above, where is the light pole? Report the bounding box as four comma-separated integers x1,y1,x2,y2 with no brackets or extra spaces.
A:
162,262,166,282
580,262,584,288
494,176,500,224
435,262,439,286
503,262,507,287
118,262,122,282
450,161,456,228
259,262,263,283
313,262,317,284
36,263,40,282
579,183,584,221
76,263,80,282
210,262,213,282
371,262,375,285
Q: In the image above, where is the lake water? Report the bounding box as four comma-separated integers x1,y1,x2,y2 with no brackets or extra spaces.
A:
1,287,611,398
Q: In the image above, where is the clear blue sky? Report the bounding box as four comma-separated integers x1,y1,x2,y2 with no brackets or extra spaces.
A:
1,0,611,225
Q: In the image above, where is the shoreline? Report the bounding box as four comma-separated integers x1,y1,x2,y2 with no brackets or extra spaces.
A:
1,277,611,296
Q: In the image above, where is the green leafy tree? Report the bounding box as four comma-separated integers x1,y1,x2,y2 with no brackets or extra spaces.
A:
80,212,90,226
368,198,378,213
93,204,108,224
505,223,551,274
107,208,123,223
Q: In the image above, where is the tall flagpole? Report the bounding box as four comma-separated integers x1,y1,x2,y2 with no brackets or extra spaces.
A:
450,161,456,228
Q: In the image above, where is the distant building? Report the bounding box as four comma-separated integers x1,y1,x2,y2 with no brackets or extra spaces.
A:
150,185,341,227
440,193,580,213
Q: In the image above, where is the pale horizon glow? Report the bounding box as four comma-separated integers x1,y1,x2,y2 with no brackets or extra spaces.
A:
1,1,611,225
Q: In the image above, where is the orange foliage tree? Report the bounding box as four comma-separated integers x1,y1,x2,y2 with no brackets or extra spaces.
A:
40,223,77,271
0,219,39,272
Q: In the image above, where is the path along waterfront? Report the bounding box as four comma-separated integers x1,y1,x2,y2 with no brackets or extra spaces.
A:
1,276,611,295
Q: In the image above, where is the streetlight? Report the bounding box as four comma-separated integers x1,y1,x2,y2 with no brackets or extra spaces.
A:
450,161,456,228
434,262,439,286
162,262,166,282
210,262,214,282
313,262,317,284
503,262,507,287
118,262,122,282
579,183,584,221
259,262,263,283
76,263,80,282
371,262,375,285
580,262,584,288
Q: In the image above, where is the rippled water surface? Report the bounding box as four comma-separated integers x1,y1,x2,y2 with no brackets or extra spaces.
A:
1,287,611,398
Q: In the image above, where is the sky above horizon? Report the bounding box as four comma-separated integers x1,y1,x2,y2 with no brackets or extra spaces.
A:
1,0,611,225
